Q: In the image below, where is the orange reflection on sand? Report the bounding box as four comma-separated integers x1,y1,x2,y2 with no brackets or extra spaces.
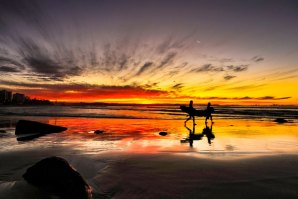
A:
46,117,298,157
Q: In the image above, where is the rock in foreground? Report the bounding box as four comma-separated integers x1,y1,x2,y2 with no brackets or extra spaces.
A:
23,156,92,199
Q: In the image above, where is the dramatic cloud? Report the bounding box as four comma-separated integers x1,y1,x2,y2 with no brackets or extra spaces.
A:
136,62,154,76
15,38,83,80
0,66,20,72
0,56,25,70
0,55,25,73
226,65,248,72
157,52,177,69
0,0,296,104
252,56,264,62
224,75,236,80
192,64,248,73
191,64,224,73
172,83,184,90
0,80,169,100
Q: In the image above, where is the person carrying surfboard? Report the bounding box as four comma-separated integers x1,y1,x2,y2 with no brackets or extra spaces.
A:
205,102,214,124
185,100,196,125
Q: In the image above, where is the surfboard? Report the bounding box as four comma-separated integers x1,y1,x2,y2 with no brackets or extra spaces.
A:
180,105,206,117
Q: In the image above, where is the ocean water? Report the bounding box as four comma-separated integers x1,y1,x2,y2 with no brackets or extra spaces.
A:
0,105,297,198
0,104,298,120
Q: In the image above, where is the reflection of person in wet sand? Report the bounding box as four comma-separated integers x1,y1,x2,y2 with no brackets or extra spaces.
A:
185,100,196,125
182,122,214,147
184,123,194,147
205,102,214,124
202,123,215,145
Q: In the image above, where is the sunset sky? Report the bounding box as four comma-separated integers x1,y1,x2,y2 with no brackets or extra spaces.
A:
0,0,297,104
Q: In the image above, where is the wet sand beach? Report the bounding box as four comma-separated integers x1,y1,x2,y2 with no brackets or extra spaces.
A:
0,105,298,198
95,153,298,199
0,150,297,199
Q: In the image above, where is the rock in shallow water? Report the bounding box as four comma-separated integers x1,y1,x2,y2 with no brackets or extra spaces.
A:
15,120,67,135
94,130,104,134
274,118,288,123
159,131,168,136
23,156,92,199
15,120,67,141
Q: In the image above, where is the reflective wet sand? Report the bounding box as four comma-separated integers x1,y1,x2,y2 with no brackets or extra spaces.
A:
0,116,297,199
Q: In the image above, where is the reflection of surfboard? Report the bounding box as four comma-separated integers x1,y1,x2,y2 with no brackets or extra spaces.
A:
180,105,206,117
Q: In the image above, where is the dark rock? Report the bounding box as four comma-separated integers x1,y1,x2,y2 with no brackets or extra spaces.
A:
0,130,6,133
159,131,168,136
23,156,92,199
94,130,104,134
15,120,67,141
274,118,288,123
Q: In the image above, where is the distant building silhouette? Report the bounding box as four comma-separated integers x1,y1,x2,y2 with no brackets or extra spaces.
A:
1,90,52,105
12,93,26,104
0,90,12,104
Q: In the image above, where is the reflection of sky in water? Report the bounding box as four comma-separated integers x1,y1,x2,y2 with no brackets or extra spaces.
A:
1,116,297,159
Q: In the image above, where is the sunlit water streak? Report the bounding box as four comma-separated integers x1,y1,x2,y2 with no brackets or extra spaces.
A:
0,104,297,158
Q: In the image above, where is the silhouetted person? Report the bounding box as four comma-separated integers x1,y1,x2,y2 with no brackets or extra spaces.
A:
205,102,214,124
185,100,196,125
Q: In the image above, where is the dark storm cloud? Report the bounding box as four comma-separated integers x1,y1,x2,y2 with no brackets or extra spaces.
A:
16,38,82,80
0,56,25,70
252,56,264,62
0,0,204,83
0,0,86,80
0,0,296,104
0,66,20,72
224,75,236,80
0,80,87,90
